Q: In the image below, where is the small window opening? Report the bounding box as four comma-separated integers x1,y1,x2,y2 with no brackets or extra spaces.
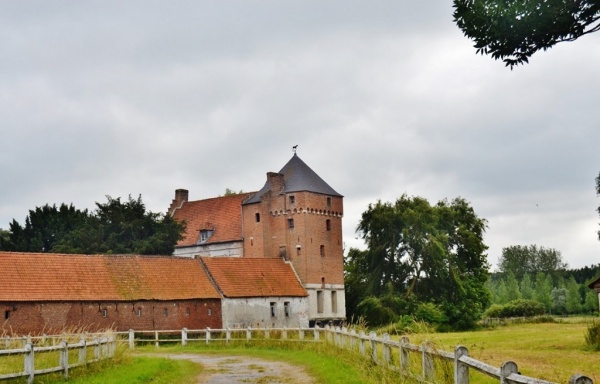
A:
186,308,190,316
296,246,301,256
326,197,331,207
102,309,107,318
326,219,331,231
289,195,295,204
4,310,10,320
137,308,142,317
320,245,325,257
288,218,294,229
163,308,168,317
270,302,277,317
208,308,212,316
199,230,214,244
332,291,338,313
284,302,290,317
255,213,260,222
317,291,324,314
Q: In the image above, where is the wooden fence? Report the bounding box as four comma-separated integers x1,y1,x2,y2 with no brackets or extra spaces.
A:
1,326,593,384
0,333,116,384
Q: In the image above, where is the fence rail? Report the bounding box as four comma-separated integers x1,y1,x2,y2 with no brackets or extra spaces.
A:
0,334,116,384
1,326,592,384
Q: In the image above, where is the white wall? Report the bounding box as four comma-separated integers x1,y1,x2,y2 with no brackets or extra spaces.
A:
305,284,346,323
172,241,243,258
221,296,309,329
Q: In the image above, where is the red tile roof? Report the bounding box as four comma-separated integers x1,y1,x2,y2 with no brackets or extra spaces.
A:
171,193,253,247
0,252,220,302
201,257,308,298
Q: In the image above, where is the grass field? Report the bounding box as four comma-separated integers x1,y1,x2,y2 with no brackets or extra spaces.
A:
405,320,599,383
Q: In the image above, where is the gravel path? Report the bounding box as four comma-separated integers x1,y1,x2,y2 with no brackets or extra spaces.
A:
153,353,316,384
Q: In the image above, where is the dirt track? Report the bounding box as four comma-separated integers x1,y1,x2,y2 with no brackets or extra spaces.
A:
155,353,316,383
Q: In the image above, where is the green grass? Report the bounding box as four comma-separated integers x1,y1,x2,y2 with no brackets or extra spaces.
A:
38,356,202,384
404,321,599,383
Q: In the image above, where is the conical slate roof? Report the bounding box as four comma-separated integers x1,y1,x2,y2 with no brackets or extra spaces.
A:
244,154,342,204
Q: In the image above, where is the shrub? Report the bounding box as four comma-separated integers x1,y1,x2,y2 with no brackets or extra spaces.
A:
483,299,545,318
414,302,447,324
585,321,600,350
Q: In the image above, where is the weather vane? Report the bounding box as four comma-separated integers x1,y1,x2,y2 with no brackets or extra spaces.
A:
292,145,298,154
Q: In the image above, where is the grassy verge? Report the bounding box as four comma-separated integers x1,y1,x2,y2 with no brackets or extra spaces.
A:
404,321,598,383
37,355,202,384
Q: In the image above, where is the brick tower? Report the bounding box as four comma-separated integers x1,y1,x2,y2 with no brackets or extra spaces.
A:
242,153,346,325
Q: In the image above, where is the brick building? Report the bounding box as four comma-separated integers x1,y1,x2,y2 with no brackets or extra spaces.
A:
169,153,346,325
0,253,222,334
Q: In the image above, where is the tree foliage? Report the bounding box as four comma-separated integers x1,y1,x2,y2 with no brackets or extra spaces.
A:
0,195,184,255
453,0,600,67
498,244,567,279
345,195,490,330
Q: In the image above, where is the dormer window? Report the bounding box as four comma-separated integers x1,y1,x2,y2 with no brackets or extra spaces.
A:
199,230,214,244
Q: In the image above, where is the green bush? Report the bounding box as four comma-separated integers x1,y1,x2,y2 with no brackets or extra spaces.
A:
585,321,600,350
483,299,545,318
414,302,447,324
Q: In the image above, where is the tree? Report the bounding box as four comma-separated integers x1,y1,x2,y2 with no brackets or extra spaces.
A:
1,195,184,255
585,289,599,314
345,195,490,329
597,171,600,240
534,272,553,311
551,286,567,314
453,0,600,67
566,277,583,313
505,271,522,302
520,273,534,300
498,245,567,280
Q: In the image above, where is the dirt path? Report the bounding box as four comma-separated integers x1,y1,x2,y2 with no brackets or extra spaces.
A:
152,353,316,384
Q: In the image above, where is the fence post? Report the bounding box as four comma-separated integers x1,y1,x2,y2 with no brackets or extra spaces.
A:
569,374,593,384
382,333,391,366
282,326,287,340
182,328,188,346
370,332,378,362
422,341,434,382
24,342,34,384
60,340,69,379
500,361,518,384
206,327,211,345
299,326,304,341
264,326,269,339
400,336,410,372
359,331,366,356
246,327,252,341
454,345,469,384
129,329,135,349
78,335,86,365
94,338,100,361
226,327,231,344
155,331,159,348
314,326,320,341
350,329,357,351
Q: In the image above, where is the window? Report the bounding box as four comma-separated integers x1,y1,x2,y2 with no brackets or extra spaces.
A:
4,310,10,320
288,218,294,229
320,245,325,257
326,219,331,231
289,195,295,204
296,246,301,256
208,308,212,316
326,197,331,207
199,230,214,244
331,291,338,313
186,308,190,316
284,302,290,317
137,308,142,317
270,302,276,317
102,309,107,318
317,291,324,314
255,213,260,222
163,308,168,317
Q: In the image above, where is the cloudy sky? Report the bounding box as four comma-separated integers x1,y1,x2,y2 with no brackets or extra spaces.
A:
1,1,599,270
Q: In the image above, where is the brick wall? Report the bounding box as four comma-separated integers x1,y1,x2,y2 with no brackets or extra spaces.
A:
242,191,344,286
1,299,222,335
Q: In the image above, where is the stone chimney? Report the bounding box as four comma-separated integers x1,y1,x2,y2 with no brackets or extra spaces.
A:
267,172,285,195
168,189,189,215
